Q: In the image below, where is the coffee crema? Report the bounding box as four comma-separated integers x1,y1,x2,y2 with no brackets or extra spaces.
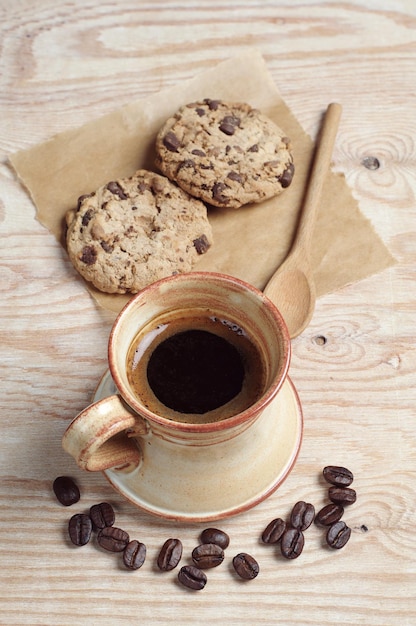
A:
126,310,266,423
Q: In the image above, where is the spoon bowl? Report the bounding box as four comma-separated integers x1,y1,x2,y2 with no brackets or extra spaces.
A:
264,103,342,339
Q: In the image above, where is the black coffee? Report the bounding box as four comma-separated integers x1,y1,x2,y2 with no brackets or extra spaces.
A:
147,329,244,414
127,311,265,423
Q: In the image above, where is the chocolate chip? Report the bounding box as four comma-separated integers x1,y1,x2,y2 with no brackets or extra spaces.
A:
279,162,295,188
163,131,181,152
196,108,206,116
106,181,128,199
248,144,259,152
204,98,221,110
80,210,93,229
80,245,97,265
100,241,114,253
178,159,195,170
212,182,230,204
219,116,241,136
191,149,206,157
227,171,243,183
77,193,93,210
193,234,210,254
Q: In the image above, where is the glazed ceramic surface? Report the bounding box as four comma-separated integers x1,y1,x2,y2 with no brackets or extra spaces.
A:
96,369,303,521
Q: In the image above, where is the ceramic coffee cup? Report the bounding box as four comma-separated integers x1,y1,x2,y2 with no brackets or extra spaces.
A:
62,272,301,520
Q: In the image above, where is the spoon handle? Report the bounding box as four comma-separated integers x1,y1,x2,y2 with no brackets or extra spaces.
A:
292,102,342,252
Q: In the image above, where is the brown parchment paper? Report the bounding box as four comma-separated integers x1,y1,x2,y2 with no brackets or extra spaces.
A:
10,49,395,314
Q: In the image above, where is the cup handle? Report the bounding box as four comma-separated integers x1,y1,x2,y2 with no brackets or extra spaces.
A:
62,395,147,472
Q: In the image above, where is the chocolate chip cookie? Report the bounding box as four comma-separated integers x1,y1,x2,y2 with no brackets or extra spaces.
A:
155,99,294,209
66,170,213,294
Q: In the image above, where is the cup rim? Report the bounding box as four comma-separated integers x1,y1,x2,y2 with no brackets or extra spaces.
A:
108,271,291,433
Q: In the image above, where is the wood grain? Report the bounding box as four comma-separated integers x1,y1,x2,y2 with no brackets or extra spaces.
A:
1,1,415,624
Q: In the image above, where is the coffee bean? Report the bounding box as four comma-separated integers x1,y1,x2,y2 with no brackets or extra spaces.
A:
323,465,354,487
192,543,224,569
326,521,351,549
328,486,357,506
200,528,230,550
157,538,183,571
68,513,92,546
232,553,259,580
261,518,286,544
53,476,80,506
178,565,207,590
290,501,315,531
281,528,305,559
123,540,146,570
315,503,344,526
89,502,115,530
97,526,130,552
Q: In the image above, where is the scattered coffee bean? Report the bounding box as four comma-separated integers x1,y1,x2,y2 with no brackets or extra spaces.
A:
261,518,286,544
123,540,147,570
232,553,259,580
326,521,351,549
157,538,183,571
328,486,357,506
290,501,315,531
315,503,344,526
97,526,130,552
192,543,224,569
178,565,207,590
89,502,115,530
68,513,92,546
323,465,354,487
200,528,230,550
53,476,80,506
281,528,305,559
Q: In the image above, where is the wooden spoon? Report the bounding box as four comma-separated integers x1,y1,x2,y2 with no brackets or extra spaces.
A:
264,102,342,339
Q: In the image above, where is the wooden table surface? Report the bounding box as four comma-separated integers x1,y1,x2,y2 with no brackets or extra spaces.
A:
1,1,415,624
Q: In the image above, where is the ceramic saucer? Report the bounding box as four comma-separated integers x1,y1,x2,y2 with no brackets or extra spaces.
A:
94,370,303,522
